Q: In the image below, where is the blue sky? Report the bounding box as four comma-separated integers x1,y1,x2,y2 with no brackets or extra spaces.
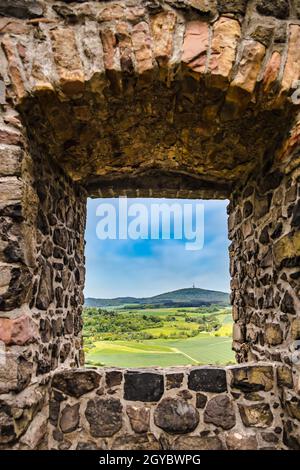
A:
84,198,230,298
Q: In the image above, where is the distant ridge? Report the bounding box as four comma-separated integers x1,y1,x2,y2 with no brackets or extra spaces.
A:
85,287,230,308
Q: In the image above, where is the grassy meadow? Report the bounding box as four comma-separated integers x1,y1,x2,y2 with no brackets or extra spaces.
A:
83,305,235,367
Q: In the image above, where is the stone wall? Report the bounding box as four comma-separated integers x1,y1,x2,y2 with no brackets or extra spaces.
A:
229,119,300,366
46,364,292,450
0,0,300,451
227,117,300,449
0,106,87,447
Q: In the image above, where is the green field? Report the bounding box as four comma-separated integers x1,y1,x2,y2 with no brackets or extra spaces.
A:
84,306,235,368
86,335,234,367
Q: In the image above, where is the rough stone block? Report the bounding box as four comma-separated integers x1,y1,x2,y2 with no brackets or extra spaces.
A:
256,0,289,19
111,434,160,450
154,397,199,433
124,371,164,402
172,435,223,450
0,0,44,19
51,28,85,97
204,395,236,430
277,365,293,389
217,0,248,15
291,319,300,340
285,393,300,421
166,372,184,389
105,370,122,388
274,232,300,266
196,392,207,408
281,25,300,95
230,365,274,392
52,369,101,398
238,403,273,428
226,432,258,450
209,17,241,88
188,367,227,393
85,397,122,437
265,323,283,346
182,21,209,73
151,11,177,64
0,350,32,394
126,405,150,433
0,314,37,346
60,403,80,434
0,177,23,205
19,411,47,449
0,145,23,176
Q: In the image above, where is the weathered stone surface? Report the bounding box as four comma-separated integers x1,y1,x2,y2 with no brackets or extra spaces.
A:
124,371,164,402
274,232,300,266
265,323,283,346
111,434,161,450
277,365,293,389
263,52,281,91
233,323,245,343
292,201,300,228
1,38,27,100
0,314,37,346
0,388,43,444
204,395,236,430
36,264,53,310
51,28,85,97
166,372,184,389
182,21,209,73
256,0,289,19
281,25,300,96
0,0,44,19
281,292,296,314
217,0,248,15
228,40,265,101
188,368,227,393
0,265,32,311
20,412,47,449
0,145,23,177
60,404,80,433
230,365,274,392
172,435,223,450
239,403,273,428
151,11,176,64
126,405,150,433
196,393,207,409
209,17,241,88
283,420,300,450
85,397,122,438
226,432,258,450
285,393,300,421
49,400,60,427
106,370,122,388
0,177,23,205
131,22,153,74
261,431,279,444
0,17,30,34
291,319,300,340
0,353,32,394
52,370,101,398
182,0,218,17
154,398,199,433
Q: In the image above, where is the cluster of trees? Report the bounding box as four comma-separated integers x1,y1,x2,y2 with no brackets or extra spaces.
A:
184,314,221,332
83,308,163,337
83,306,224,348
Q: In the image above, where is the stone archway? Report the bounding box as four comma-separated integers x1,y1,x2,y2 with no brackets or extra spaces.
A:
0,0,300,450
